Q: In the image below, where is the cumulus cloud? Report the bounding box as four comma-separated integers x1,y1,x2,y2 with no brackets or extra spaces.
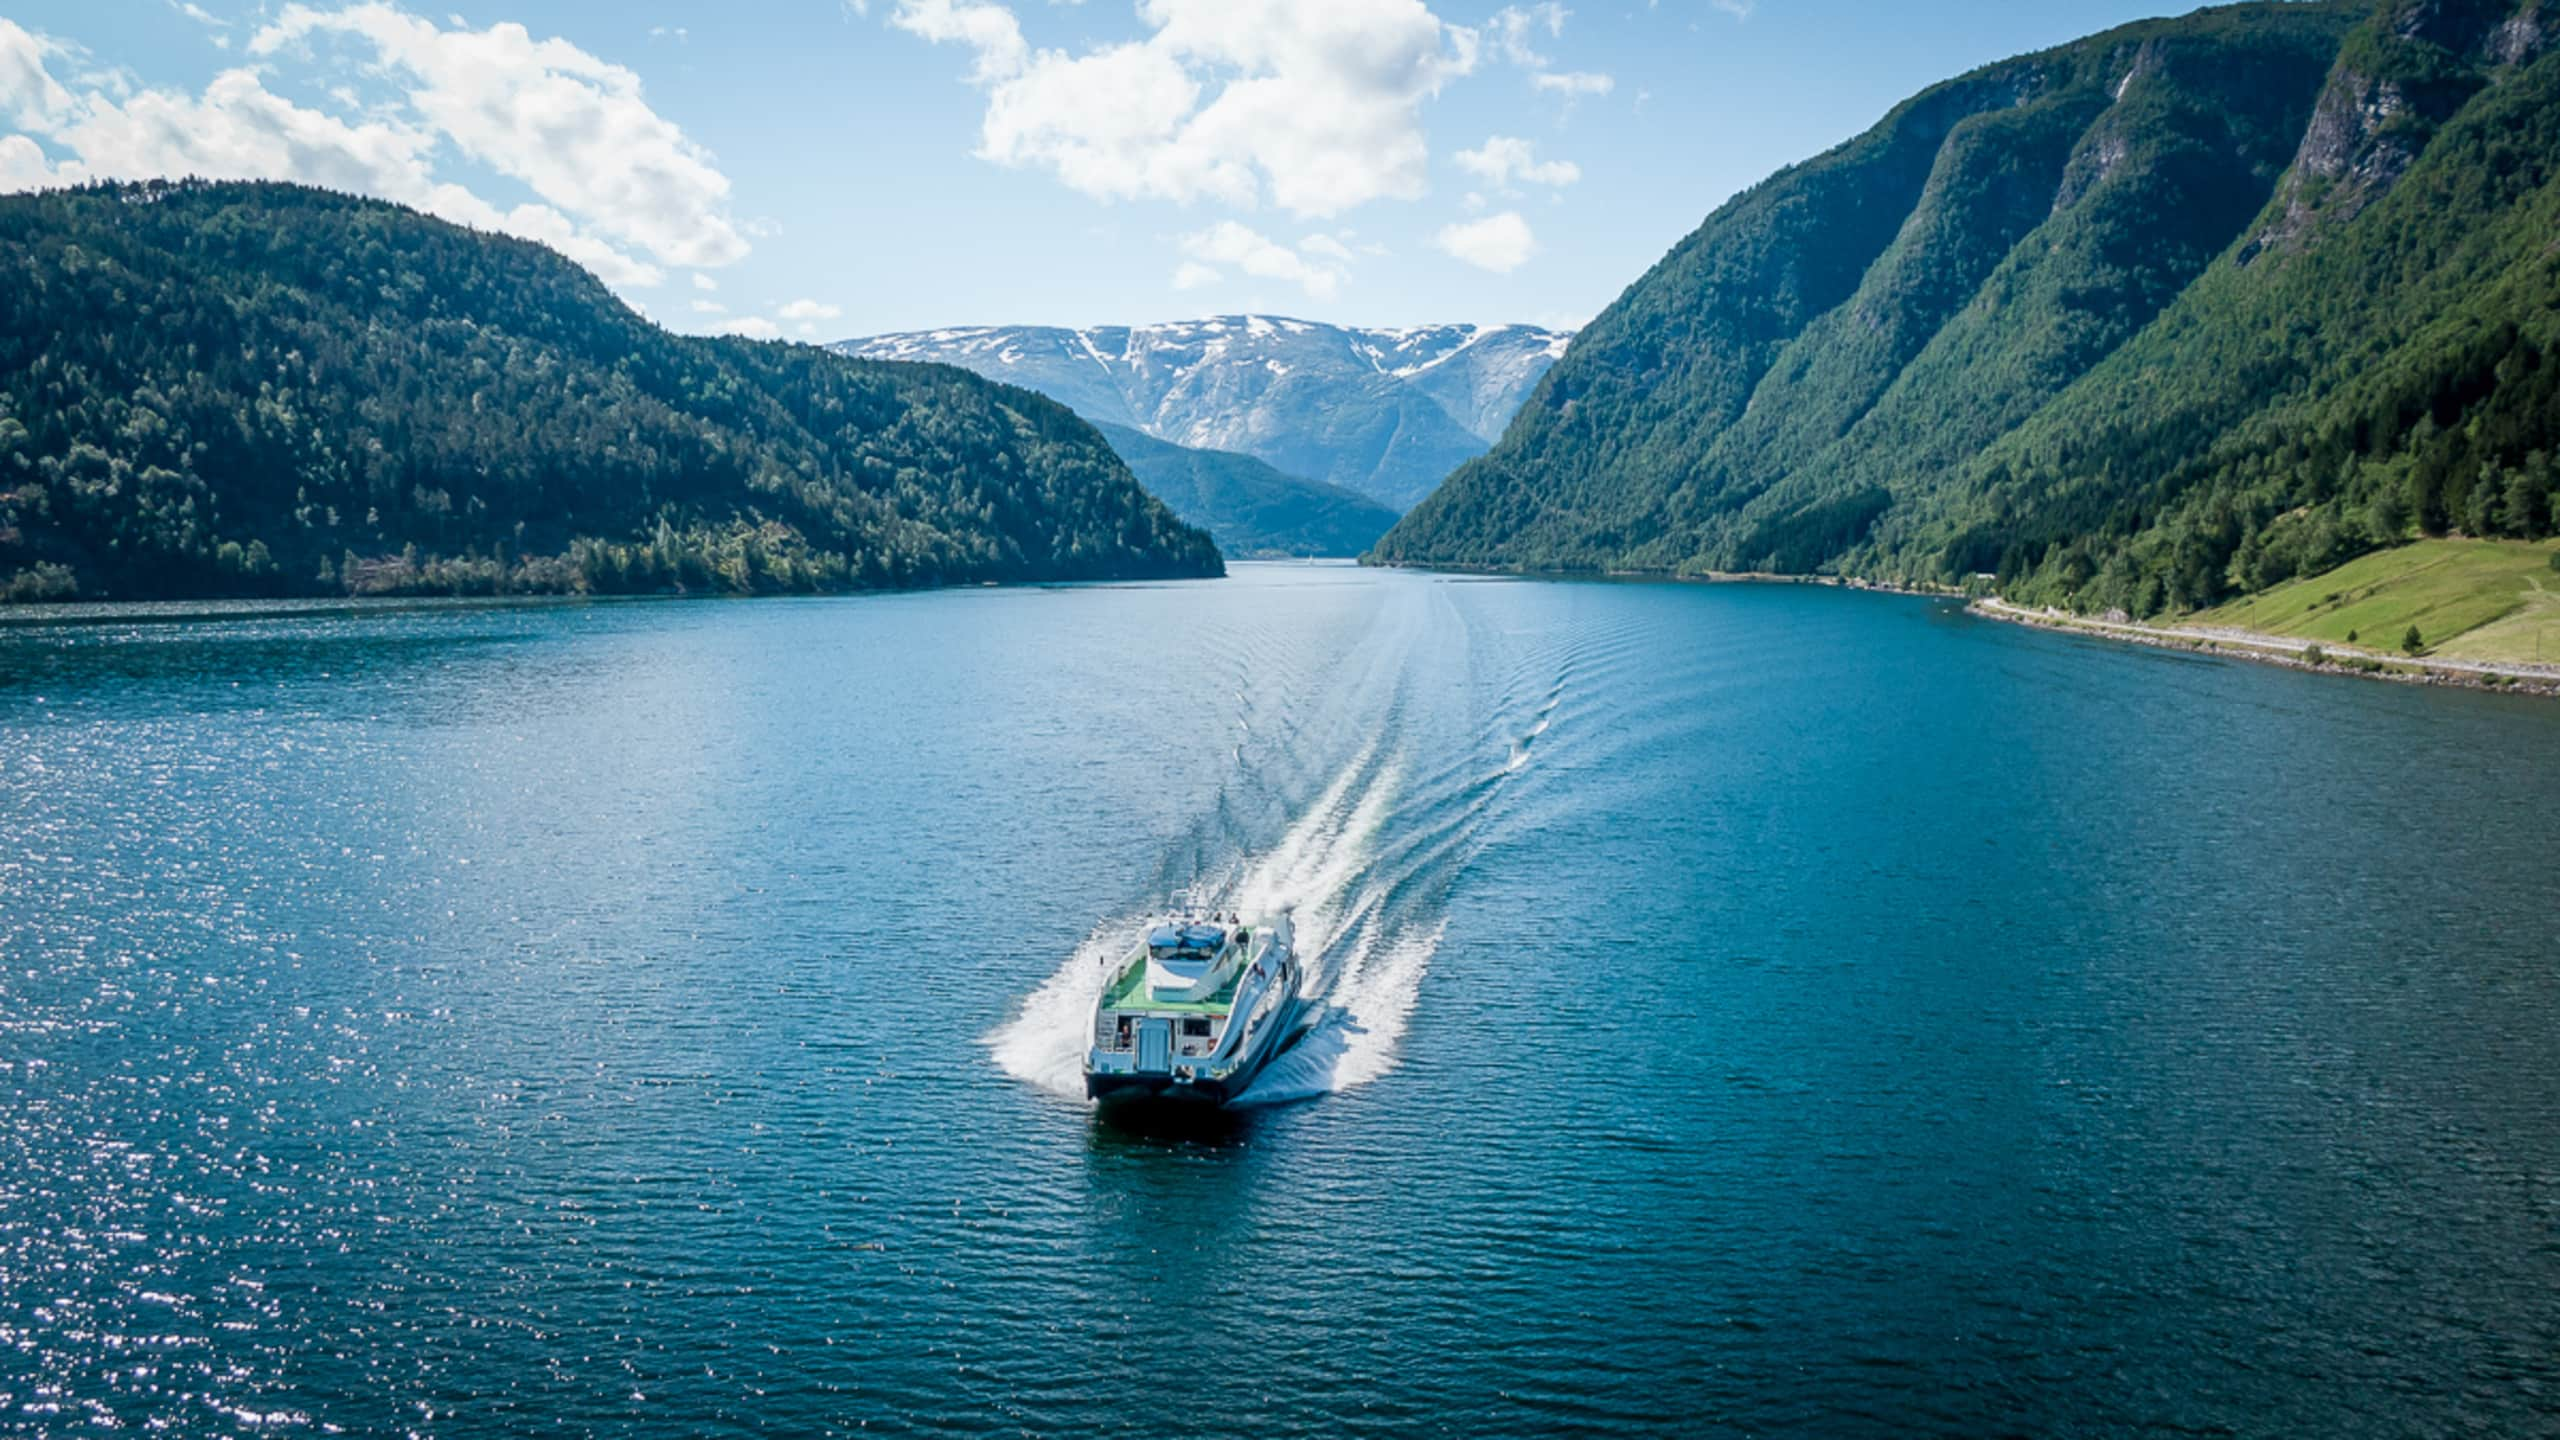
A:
892,0,1478,220
691,271,718,291
1435,209,1534,272
778,298,843,321
0,133,63,189
0,22,79,130
1455,134,1578,189
251,4,748,269
0,9,746,292
892,0,1029,83
723,316,783,340
1172,219,1348,298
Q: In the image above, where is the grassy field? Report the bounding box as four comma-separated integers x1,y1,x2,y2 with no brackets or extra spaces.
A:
2197,538,2560,664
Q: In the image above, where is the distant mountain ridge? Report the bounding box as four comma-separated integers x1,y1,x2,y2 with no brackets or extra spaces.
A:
838,317,1571,509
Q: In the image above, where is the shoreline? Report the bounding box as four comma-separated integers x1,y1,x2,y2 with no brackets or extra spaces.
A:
1369,560,2560,699
0,568,1239,632
1972,597,2560,698
1362,557,1962,599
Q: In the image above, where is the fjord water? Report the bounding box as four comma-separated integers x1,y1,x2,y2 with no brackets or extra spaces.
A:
4,566,2557,1438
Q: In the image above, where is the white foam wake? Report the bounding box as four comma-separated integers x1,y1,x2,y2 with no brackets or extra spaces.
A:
985,926,1128,1100
985,746,1414,1104
1229,918,1443,1107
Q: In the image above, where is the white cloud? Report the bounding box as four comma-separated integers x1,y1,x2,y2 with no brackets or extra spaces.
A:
0,22,78,130
250,3,748,269
1486,3,1610,101
1531,70,1613,97
0,133,64,190
1485,3,1565,67
1174,218,1345,298
778,298,843,321
890,0,1029,84
892,0,1478,220
723,316,782,339
1171,259,1220,290
691,271,718,291
1298,232,1354,263
1454,134,1578,188
690,298,726,314
1435,209,1535,272
0,10,745,292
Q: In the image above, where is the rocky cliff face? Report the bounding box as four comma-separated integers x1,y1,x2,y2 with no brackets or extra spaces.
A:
2247,0,2535,258
838,318,1571,509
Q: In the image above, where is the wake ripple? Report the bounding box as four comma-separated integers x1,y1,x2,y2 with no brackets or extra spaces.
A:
987,575,1581,1110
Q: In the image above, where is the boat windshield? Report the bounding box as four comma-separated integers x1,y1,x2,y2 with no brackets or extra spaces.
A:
1146,921,1229,958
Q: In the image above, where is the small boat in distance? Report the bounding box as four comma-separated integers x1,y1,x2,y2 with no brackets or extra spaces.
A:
1085,901,1303,1107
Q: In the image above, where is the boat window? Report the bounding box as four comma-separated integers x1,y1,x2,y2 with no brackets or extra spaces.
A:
1181,1017,1212,1037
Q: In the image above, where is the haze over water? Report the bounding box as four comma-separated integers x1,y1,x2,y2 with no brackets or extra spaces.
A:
3,564,2557,1436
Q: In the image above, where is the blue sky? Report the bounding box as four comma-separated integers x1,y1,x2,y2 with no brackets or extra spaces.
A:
3,0,2201,336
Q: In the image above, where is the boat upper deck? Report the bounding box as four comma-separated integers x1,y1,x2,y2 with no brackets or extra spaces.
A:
1101,957,1240,1017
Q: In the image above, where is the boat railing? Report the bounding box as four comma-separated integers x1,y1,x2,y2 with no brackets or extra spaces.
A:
1211,940,1291,1066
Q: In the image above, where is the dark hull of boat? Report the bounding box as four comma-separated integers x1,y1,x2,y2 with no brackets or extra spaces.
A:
1086,1072,1234,1106
1084,990,1306,1111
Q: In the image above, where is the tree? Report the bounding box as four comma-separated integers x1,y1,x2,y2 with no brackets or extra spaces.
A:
2402,624,2425,654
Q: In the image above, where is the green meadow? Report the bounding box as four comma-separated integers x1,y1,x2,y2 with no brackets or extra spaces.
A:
2198,539,2560,665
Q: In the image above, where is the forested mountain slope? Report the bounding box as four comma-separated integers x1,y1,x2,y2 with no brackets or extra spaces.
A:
1090,422,1398,558
0,182,1221,603
1375,0,2560,619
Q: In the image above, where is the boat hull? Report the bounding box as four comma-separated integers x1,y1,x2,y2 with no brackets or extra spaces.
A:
1084,983,1305,1110
1087,1072,1236,1107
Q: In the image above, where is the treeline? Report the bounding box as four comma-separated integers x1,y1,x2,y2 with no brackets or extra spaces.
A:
0,180,1221,603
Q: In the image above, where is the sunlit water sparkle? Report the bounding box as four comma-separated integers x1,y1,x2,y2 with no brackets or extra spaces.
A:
3,563,2558,1437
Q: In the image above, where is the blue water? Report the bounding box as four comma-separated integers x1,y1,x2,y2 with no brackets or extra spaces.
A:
3,564,2557,1437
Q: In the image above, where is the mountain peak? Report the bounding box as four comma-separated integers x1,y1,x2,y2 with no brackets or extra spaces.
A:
837,316,1573,509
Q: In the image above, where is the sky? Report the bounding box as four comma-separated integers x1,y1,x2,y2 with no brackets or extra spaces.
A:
1,0,2207,338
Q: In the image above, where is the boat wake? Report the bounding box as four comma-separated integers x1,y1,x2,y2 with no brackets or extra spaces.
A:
986,744,1417,1105
987,575,1588,1111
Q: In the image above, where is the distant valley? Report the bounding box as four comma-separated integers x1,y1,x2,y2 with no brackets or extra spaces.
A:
838,318,1570,513
1086,422,1401,559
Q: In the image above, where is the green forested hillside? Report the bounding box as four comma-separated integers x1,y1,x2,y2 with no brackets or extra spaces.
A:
0,181,1221,603
1090,421,1398,558
1374,0,2560,620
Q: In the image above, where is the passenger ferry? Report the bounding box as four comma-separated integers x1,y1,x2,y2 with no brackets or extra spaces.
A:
1084,903,1303,1107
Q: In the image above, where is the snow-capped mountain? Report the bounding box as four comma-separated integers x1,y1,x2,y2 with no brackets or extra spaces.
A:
837,316,1572,509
